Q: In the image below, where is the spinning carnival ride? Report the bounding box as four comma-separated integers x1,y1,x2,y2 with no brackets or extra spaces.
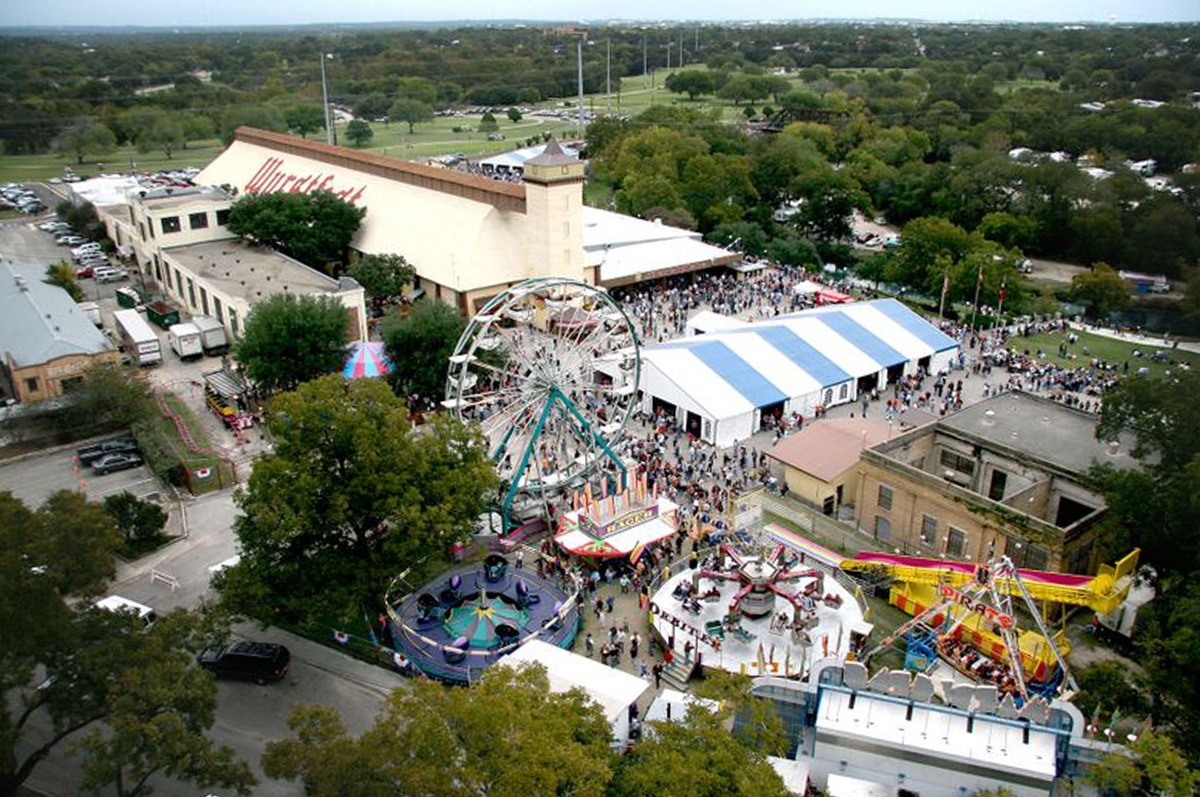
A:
444,278,641,531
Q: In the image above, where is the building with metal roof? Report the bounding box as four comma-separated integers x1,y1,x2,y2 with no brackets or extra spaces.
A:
617,299,958,447
0,261,118,403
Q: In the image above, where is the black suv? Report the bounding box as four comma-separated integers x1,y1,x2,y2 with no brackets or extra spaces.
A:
76,438,139,465
197,641,290,684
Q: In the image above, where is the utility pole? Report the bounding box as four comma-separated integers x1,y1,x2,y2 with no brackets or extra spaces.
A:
319,53,333,146
576,34,585,132
606,39,611,114
643,32,647,77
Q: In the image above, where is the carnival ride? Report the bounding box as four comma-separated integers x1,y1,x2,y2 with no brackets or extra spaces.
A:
444,278,641,533
649,535,868,678
384,554,581,684
761,527,1141,701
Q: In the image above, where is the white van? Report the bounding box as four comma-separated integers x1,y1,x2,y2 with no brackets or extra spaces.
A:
94,595,157,629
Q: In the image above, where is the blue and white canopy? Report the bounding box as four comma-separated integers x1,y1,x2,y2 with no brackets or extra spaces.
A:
642,299,958,424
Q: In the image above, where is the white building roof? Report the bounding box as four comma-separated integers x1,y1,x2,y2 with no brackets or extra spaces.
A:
67,175,143,208
477,142,578,170
642,299,957,422
582,207,738,286
0,262,113,368
816,689,1058,781
499,640,649,725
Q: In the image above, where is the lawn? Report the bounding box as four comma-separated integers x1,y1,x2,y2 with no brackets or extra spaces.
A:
1007,327,1198,378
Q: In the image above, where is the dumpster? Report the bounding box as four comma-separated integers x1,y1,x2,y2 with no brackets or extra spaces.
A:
145,300,180,330
115,286,141,309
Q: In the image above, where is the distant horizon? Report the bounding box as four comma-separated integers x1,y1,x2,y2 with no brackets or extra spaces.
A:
3,0,1197,29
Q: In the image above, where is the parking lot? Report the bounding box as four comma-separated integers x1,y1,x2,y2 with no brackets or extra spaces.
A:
0,439,158,508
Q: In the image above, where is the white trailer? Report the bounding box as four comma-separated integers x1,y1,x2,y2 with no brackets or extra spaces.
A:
113,309,161,367
191,315,230,355
168,322,204,361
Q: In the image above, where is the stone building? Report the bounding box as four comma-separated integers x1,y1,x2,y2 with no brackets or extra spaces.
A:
853,392,1137,573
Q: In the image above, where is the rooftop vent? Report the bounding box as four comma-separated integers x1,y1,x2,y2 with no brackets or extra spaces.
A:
982,409,996,426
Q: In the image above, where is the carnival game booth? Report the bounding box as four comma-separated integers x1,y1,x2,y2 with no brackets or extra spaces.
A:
649,542,868,678
555,473,679,559
385,555,581,684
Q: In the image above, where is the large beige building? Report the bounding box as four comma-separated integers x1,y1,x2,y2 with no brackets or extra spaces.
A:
192,127,736,313
853,392,1136,574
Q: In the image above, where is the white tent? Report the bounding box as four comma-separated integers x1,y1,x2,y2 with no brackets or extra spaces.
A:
633,299,958,447
500,640,650,748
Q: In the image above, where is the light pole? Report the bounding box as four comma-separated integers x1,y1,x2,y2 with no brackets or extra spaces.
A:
319,53,334,146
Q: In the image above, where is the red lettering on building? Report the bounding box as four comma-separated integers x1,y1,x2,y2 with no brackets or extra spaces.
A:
242,156,367,205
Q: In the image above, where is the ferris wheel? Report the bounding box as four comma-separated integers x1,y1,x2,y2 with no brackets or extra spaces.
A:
444,278,641,526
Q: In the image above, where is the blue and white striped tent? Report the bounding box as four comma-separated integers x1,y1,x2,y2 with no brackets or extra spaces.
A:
635,299,959,447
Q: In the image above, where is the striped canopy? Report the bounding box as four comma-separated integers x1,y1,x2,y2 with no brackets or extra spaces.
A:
342,341,394,379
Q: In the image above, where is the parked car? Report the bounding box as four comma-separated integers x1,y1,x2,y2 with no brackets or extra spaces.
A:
96,267,129,284
197,641,291,684
76,437,139,465
75,264,96,278
94,595,157,630
72,242,102,256
92,451,144,475
56,234,86,246
39,221,71,233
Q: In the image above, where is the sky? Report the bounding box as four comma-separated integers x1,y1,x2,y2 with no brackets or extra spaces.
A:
2,0,1197,27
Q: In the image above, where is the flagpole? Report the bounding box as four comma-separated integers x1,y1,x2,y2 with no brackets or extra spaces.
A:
993,277,1007,335
938,267,949,319
969,261,984,333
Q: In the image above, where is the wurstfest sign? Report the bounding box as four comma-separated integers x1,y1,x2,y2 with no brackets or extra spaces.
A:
243,157,368,205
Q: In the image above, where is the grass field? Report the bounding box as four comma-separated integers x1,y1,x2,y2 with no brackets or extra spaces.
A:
1010,327,1198,377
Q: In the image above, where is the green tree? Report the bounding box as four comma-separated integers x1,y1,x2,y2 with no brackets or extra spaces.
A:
344,119,374,147
221,375,496,622
76,609,255,797
1086,730,1198,797
691,671,788,755
102,491,168,556
506,107,522,123
347,253,416,303
225,189,365,272
1073,661,1149,721
976,211,1040,253
284,104,326,139
382,298,465,402
263,665,612,797
43,261,83,302
394,77,438,107
0,491,247,796
388,98,433,134
56,119,117,165
889,216,977,295
665,69,716,100
1070,263,1131,319
788,170,868,242
609,705,787,797
133,110,185,159
234,293,350,393
478,111,499,134
59,361,154,433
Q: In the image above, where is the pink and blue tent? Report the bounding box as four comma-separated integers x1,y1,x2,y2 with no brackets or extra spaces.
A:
342,341,394,379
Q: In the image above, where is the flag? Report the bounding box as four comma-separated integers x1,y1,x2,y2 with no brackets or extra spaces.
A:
976,262,984,291
941,270,950,297
630,540,646,564
999,277,1007,304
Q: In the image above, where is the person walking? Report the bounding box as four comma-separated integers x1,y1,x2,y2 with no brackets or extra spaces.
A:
515,548,524,570
652,660,664,689
630,632,640,660
585,633,595,657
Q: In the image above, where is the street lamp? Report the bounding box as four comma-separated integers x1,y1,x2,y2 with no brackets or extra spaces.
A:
319,53,335,146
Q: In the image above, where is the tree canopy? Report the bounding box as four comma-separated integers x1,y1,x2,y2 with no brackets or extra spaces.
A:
381,299,465,403
347,253,416,303
220,375,496,623
234,293,350,393
264,665,613,797
0,490,249,797
225,189,365,274
1070,263,1132,319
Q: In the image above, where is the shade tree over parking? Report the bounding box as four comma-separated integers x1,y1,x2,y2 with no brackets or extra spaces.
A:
263,665,613,797
0,490,251,797
219,376,496,625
